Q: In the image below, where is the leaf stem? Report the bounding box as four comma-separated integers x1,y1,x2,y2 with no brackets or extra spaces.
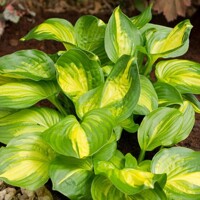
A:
138,149,146,163
48,95,68,116
143,56,157,76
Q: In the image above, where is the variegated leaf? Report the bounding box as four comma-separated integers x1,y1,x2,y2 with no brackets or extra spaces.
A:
138,107,183,151
21,18,76,49
151,147,200,199
56,48,104,103
0,80,59,109
0,50,56,81
105,7,142,63
0,107,63,144
155,59,200,94
145,20,192,58
0,134,56,190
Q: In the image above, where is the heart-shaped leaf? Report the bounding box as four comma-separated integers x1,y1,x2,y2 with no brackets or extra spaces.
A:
0,50,56,81
0,107,63,144
151,147,200,199
0,134,56,190
43,109,115,158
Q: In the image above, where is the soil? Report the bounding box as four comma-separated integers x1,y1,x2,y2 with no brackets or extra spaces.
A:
0,4,200,200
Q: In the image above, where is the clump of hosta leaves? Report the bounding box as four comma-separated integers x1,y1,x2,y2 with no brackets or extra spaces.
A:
0,5,200,200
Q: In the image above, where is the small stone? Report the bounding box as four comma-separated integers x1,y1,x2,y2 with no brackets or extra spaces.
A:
9,38,19,47
5,192,15,200
0,189,6,200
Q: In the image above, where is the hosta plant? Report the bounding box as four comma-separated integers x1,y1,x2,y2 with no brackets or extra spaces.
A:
0,5,200,200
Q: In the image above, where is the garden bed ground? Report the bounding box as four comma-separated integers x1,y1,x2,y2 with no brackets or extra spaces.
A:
0,5,200,200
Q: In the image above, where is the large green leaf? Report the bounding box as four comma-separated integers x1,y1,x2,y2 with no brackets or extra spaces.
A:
131,4,152,29
0,134,56,190
49,155,93,200
0,80,59,109
74,15,108,64
0,107,63,144
105,7,142,63
155,59,200,94
43,109,115,158
154,82,183,107
94,160,164,195
56,48,104,103
76,55,140,122
138,107,183,151
133,75,158,115
0,50,56,81
151,147,200,199
21,18,76,48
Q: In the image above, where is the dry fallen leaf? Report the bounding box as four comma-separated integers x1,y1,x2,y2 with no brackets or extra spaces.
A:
153,0,191,21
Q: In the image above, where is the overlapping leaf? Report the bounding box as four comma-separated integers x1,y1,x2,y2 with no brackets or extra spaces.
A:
0,80,59,109
0,107,63,144
76,55,140,122
43,109,115,158
0,134,56,190
94,160,164,195
0,50,56,80
133,75,158,115
50,155,93,199
155,59,200,94
154,82,183,106
177,101,195,142
138,107,183,151
183,93,200,113
74,15,108,64
105,7,142,63
151,147,200,199
56,48,104,103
